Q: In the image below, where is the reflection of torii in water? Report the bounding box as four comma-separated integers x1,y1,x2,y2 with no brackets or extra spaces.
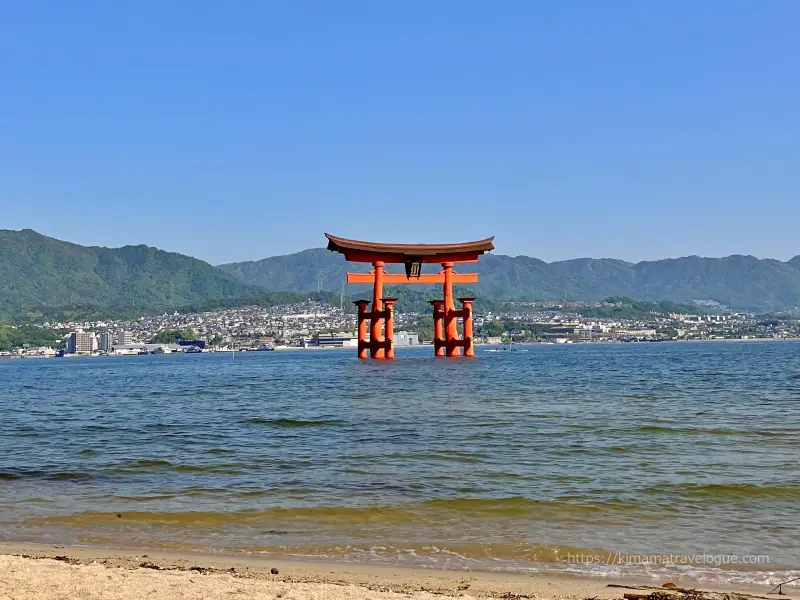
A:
325,233,494,360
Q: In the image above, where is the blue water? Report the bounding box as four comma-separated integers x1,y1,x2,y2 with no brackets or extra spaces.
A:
1,342,799,585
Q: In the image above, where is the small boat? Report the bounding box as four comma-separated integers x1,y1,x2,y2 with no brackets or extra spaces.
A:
256,344,275,351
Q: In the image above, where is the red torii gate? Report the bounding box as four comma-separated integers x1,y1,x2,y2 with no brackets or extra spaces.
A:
325,234,495,359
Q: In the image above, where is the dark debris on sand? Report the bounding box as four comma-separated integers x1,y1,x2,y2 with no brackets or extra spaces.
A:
602,584,773,600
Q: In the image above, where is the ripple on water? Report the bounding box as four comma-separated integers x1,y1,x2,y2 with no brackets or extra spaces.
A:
242,418,343,427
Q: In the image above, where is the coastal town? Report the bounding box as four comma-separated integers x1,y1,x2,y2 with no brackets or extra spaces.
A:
2,298,799,358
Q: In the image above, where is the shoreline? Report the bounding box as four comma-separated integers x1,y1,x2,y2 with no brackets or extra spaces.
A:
0,542,793,600
4,335,800,360
4,336,800,359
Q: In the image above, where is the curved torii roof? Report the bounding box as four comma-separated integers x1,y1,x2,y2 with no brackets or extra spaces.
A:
325,233,495,264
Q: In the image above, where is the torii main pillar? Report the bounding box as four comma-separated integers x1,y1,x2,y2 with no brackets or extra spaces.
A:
442,262,460,356
370,261,385,359
326,234,495,359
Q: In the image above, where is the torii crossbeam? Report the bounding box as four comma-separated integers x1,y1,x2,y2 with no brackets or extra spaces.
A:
325,233,495,359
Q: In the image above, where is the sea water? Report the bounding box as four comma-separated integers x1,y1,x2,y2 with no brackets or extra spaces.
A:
1,342,798,586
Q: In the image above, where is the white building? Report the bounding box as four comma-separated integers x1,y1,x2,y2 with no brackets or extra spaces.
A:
394,331,419,346
613,328,657,338
66,330,97,354
315,331,419,348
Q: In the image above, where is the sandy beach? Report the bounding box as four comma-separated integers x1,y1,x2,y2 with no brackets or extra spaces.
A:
1,543,793,600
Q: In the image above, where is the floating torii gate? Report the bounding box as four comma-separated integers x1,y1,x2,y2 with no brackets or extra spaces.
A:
325,234,495,359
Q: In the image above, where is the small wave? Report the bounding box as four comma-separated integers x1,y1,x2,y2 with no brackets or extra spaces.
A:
384,451,489,464
243,418,342,427
135,459,172,467
209,542,800,584
644,482,800,501
236,488,312,498
102,460,250,475
174,464,249,474
276,460,312,470
483,472,522,479
113,494,178,502
24,496,640,528
15,496,55,503
0,469,92,481
49,472,92,481
417,496,639,517
634,425,796,437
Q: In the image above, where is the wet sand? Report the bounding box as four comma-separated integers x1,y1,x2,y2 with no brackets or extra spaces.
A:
0,542,792,600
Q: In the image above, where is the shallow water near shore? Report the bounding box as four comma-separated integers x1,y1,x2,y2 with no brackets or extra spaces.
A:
1,343,799,586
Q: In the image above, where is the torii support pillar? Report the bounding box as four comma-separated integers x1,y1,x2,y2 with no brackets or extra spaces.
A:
353,300,370,359
429,300,445,357
382,297,397,359
459,297,476,357
432,297,476,357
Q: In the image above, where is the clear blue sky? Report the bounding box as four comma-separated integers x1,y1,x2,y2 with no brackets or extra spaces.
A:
2,1,798,264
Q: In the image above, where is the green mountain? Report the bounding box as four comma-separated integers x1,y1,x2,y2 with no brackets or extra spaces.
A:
219,249,800,312
2,229,798,317
219,248,347,293
0,229,264,318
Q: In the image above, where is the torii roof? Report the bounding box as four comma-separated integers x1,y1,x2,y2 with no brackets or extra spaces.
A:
325,233,495,264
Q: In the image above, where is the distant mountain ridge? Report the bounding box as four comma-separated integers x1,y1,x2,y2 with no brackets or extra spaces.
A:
220,249,800,312
0,229,263,317
1,229,798,316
